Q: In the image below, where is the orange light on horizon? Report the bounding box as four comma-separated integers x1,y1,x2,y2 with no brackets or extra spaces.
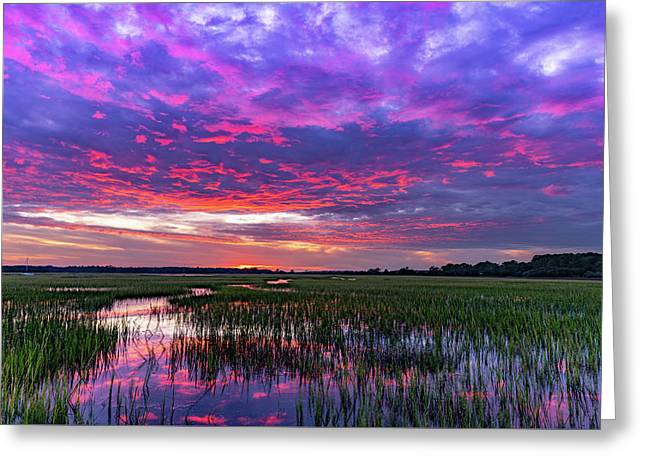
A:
232,264,279,270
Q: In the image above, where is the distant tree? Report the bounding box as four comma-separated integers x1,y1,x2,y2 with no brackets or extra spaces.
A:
441,263,474,276
473,261,499,276
427,266,441,275
2,252,601,278
397,266,415,275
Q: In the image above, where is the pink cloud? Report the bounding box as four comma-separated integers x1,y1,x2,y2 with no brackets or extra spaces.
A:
155,138,173,146
535,95,604,117
449,160,481,169
83,148,157,178
270,135,288,146
172,122,188,133
194,135,236,144
168,159,251,183
87,149,112,170
202,121,288,145
135,134,147,144
205,121,269,135
542,184,570,196
6,39,115,103
92,110,106,119
543,160,603,169
483,170,496,178
149,89,188,107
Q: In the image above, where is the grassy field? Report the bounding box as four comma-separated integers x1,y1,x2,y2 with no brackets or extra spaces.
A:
1,274,601,427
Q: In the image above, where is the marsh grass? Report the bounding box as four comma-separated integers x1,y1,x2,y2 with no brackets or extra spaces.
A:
1,274,601,427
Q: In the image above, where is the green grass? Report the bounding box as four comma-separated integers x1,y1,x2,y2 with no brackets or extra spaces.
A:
1,274,601,427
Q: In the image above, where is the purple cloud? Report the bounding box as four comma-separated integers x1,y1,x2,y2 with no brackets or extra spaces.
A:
2,2,605,269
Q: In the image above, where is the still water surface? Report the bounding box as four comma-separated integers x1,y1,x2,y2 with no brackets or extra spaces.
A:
56,286,598,427
68,289,310,425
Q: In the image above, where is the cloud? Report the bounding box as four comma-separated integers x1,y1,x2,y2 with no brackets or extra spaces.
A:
516,30,604,77
148,89,189,107
541,184,570,197
172,121,188,133
2,2,605,269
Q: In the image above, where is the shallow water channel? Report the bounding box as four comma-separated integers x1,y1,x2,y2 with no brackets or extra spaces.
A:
52,284,599,427
65,288,313,425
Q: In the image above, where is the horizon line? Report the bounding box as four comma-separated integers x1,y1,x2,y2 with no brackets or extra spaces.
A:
1,251,602,273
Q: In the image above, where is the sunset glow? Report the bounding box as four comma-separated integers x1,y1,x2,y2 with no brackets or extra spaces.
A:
2,2,605,269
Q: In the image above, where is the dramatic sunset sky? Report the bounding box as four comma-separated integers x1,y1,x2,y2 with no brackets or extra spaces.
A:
2,2,605,270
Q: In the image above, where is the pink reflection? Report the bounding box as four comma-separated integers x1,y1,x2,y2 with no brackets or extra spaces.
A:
99,297,170,318
46,289,599,427
238,412,286,426
556,359,567,373
228,284,293,293
458,390,489,400
189,288,213,296
186,415,227,425
47,287,113,292
273,381,301,394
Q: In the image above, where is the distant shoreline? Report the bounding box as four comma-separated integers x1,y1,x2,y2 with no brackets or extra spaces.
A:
1,252,602,279
2,272,602,282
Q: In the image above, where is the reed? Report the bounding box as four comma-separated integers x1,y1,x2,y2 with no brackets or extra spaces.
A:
1,274,601,427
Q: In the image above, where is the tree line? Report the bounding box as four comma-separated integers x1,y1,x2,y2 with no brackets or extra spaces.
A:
366,252,602,278
3,252,601,279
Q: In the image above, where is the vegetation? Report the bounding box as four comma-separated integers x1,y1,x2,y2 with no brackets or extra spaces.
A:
1,274,601,427
432,252,602,278
3,252,602,279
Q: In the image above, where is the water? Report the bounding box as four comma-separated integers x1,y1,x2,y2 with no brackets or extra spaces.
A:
67,291,309,425
50,289,598,427
70,314,303,426
47,287,114,292
227,283,294,293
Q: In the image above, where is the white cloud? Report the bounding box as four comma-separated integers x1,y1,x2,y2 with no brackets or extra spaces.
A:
184,4,246,27
14,209,316,234
319,4,392,61
115,22,142,38
516,30,605,76
256,5,278,30
113,6,142,38
416,7,488,67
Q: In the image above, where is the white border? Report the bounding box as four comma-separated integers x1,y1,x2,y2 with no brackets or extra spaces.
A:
601,44,615,419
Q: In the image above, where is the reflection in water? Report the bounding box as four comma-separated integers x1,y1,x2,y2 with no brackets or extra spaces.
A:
47,287,114,292
227,284,293,293
99,297,171,318
69,327,304,425
68,293,306,425
52,287,599,427
188,288,214,296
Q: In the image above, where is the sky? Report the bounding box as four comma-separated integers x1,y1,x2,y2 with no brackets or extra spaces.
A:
2,2,605,270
